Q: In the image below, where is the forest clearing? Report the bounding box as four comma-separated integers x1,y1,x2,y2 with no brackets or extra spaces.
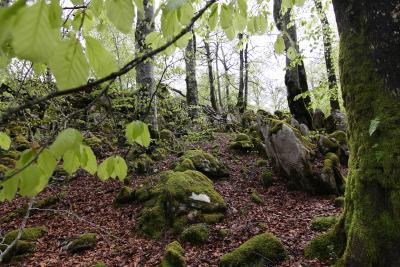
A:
0,0,399,266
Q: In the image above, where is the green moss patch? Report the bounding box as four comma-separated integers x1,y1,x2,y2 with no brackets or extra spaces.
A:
251,191,263,204
114,186,135,206
304,230,340,261
311,216,338,232
229,133,254,152
180,224,209,245
261,170,273,187
4,226,47,245
131,154,153,174
160,241,186,267
66,233,97,253
219,233,286,267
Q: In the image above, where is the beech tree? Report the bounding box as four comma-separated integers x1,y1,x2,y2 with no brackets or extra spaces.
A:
184,30,199,118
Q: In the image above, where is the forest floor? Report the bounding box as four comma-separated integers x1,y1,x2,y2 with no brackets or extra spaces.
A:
0,133,342,266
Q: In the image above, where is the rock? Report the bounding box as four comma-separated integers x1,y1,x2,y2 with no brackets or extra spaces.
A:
131,154,153,174
229,133,254,152
305,229,340,262
255,159,268,167
318,135,339,155
160,241,186,267
174,149,229,179
135,170,226,239
311,216,338,231
217,228,229,239
325,110,347,133
180,224,209,244
329,131,349,166
160,129,175,143
257,117,344,194
219,233,287,267
3,226,47,245
150,147,168,161
300,123,310,136
0,241,35,262
114,186,135,206
66,233,97,253
251,191,263,204
290,118,300,129
313,108,326,130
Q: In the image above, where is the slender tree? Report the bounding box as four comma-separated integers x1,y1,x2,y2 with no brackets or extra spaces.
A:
135,0,158,133
220,46,231,108
204,32,219,113
215,39,224,111
184,30,199,118
324,0,400,265
273,0,313,128
243,41,249,111
236,33,245,113
314,0,340,112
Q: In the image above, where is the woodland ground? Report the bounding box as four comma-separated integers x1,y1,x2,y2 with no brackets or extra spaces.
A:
0,133,341,266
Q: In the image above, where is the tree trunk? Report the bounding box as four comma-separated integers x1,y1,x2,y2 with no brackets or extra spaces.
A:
236,33,245,113
220,47,230,108
215,41,224,111
244,41,249,111
204,35,219,113
330,0,400,265
135,0,158,133
314,0,340,112
184,30,199,118
273,0,313,128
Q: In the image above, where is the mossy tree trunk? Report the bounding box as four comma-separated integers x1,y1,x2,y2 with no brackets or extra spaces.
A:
215,40,224,111
135,0,158,133
244,41,249,111
332,0,400,265
314,0,340,113
273,0,313,128
184,30,199,119
204,33,219,113
236,33,245,113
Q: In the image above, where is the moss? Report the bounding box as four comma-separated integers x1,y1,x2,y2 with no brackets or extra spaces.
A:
311,216,338,231
251,191,263,204
269,120,284,135
173,216,189,234
202,212,224,224
261,170,273,187
175,149,229,179
329,131,347,144
151,147,168,161
66,233,97,253
219,233,287,267
131,154,153,174
90,262,107,267
180,224,209,244
160,241,186,267
305,229,339,261
4,226,47,245
255,159,268,167
321,136,339,152
160,129,174,142
114,186,135,206
217,228,229,239
35,196,59,209
14,134,30,151
138,201,167,239
0,240,35,263
325,152,340,166
174,158,196,172
334,197,344,208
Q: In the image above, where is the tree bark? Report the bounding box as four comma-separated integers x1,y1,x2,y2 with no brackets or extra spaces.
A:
220,47,230,108
273,0,313,128
135,0,158,133
204,34,219,113
314,0,340,112
236,33,245,113
329,0,400,265
184,30,199,118
244,41,249,111
215,41,224,111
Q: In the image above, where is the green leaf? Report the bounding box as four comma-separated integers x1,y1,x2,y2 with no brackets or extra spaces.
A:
134,0,144,17
89,0,104,17
166,0,187,10
49,0,62,28
97,157,113,181
369,118,381,136
207,3,219,31
33,63,47,77
85,36,117,78
0,0,26,48
18,165,44,197
63,150,80,175
274,35,285,55
220,3,233,30
295,0,306,7
161,9,181,38
0,132,11,150
112,156,127,181
125,121,151,147
38,149,57,177
287,46,298,60
71,0,84,5
49,38,90,90
177,2,194,26
238,0,247,16
106,0,135,33
145,32,163,49
12,0,60,63
50,128,83,159
0,177,19,202
81,145,97,175
175,32,192,48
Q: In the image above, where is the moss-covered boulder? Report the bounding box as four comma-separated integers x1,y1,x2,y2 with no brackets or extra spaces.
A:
229,133,254,152
160,129,175,143
219,233,286,267
251,191,263,204
174,149,229,179
304,229,340,261
150,147,168,161
131,154,153,174
261,170,273,187
180,224,209,244
66,233,97,253
0,241,35,262
135,170,226,239
311,216,338,231
3,226,47,245
114,186,135,206
160,241,186,267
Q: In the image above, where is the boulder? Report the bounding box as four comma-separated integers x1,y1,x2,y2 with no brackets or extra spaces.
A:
130,154,153,174
66,233,97,253
135,170,226,239
300,123,310,136
311,216,338,232
174,149,229,179
160,241,186,267
180,224,209,244
219,233,286,267
257,117,344,195
325,110,347,133
313,108,326,130
229,133,254,152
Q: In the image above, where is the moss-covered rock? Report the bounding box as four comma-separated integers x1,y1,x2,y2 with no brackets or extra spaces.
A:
255,159,268,167
114,186,135,206
150,147,168,161
136,170,226,239
251,191,263,204
229,133,254,152
14,134,30,151
160,241,186,267
217,228,229,239
304,229,339,261
66,233,97,253
0,240,35,262
131,154,153,174
4,226,47,245
174,149,229,179
311,216,338,231
160,129,175,143
180,224,209,245
219,233,287,267
202,212,224,224
90,262,107,267
174,158,196,172
261,170,273,187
